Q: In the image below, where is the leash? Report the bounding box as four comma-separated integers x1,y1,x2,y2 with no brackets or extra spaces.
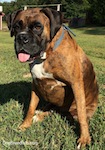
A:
53,24,76,51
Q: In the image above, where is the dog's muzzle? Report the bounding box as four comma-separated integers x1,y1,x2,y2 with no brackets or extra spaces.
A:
17,32,29,45
15,31,44,63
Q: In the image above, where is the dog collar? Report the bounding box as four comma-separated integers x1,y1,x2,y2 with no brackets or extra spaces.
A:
53,24,76,51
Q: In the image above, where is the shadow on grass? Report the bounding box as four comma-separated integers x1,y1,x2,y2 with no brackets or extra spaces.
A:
0,81,47,118
0,81,31,105
0,81,80,138
83,27,105,35
0,81,31,118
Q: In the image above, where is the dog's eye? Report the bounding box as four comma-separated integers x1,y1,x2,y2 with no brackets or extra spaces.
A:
13,20,23,31
13,23,19,30
33,24,42,31
29,22,43,35
34,26,41,31
32,23,43,35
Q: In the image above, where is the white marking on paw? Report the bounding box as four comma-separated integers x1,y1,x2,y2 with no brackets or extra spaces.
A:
33,110,43,123
33,115,40,123
35,110,43,115
77,143,81,150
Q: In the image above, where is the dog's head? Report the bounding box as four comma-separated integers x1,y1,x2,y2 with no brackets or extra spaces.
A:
6,8,63,62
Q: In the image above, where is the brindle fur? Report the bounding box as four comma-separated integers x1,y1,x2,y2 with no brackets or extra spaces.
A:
6,8,98,148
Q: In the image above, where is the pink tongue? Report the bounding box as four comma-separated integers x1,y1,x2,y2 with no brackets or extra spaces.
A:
18,53,30,62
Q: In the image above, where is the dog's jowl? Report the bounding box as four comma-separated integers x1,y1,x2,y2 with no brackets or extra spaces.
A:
6,8,98,148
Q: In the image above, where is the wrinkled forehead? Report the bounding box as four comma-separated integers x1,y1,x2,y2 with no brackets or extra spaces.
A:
14,8,48,25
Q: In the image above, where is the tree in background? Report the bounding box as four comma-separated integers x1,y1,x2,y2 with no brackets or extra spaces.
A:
88,0,105,25
61,0,90,18
0,0,105,25
0,0,90,18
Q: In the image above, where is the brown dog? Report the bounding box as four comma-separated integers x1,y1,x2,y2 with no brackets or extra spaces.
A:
6,8,98,149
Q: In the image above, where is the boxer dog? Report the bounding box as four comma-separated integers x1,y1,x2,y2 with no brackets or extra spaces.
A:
6,8,98,149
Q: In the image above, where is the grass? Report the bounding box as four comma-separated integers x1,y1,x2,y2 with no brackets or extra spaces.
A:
0,25,105,150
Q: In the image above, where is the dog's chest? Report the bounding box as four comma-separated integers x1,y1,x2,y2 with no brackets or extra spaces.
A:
30,60,53,80
30,59,65,91
30,59,66,106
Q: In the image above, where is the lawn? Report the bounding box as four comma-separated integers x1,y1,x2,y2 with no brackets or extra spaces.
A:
0,26,105,150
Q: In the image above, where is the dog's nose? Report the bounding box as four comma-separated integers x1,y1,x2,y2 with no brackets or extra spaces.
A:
17,32,29,44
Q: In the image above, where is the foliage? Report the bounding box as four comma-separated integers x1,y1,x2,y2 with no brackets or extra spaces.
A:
88,0,105,25
0,0,105,30
62,0,90,18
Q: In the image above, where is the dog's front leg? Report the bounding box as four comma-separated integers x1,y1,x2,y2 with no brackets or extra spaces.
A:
19,81,39,130
72,80,91,149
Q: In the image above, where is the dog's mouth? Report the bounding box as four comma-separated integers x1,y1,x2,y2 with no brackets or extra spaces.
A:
18,53,30,62
17,50,45,63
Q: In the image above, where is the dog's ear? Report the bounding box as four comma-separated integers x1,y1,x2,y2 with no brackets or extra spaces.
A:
6,10,22,37
41,8,63,39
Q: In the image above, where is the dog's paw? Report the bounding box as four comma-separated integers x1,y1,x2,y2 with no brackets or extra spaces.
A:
18,122,32,131
32,110,44,123
33,110,51,123
33,115,42,123
18,124,26,131
77,135,91,149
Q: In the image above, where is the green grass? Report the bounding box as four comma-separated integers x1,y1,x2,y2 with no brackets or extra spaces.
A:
0,26,105,150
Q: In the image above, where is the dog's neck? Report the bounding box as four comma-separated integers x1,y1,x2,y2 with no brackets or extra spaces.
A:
50,26,64,50
53,27,65,50
50,25,76,51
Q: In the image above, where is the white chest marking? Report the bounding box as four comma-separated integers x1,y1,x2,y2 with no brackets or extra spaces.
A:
30,60,53,80
30,58,66,89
